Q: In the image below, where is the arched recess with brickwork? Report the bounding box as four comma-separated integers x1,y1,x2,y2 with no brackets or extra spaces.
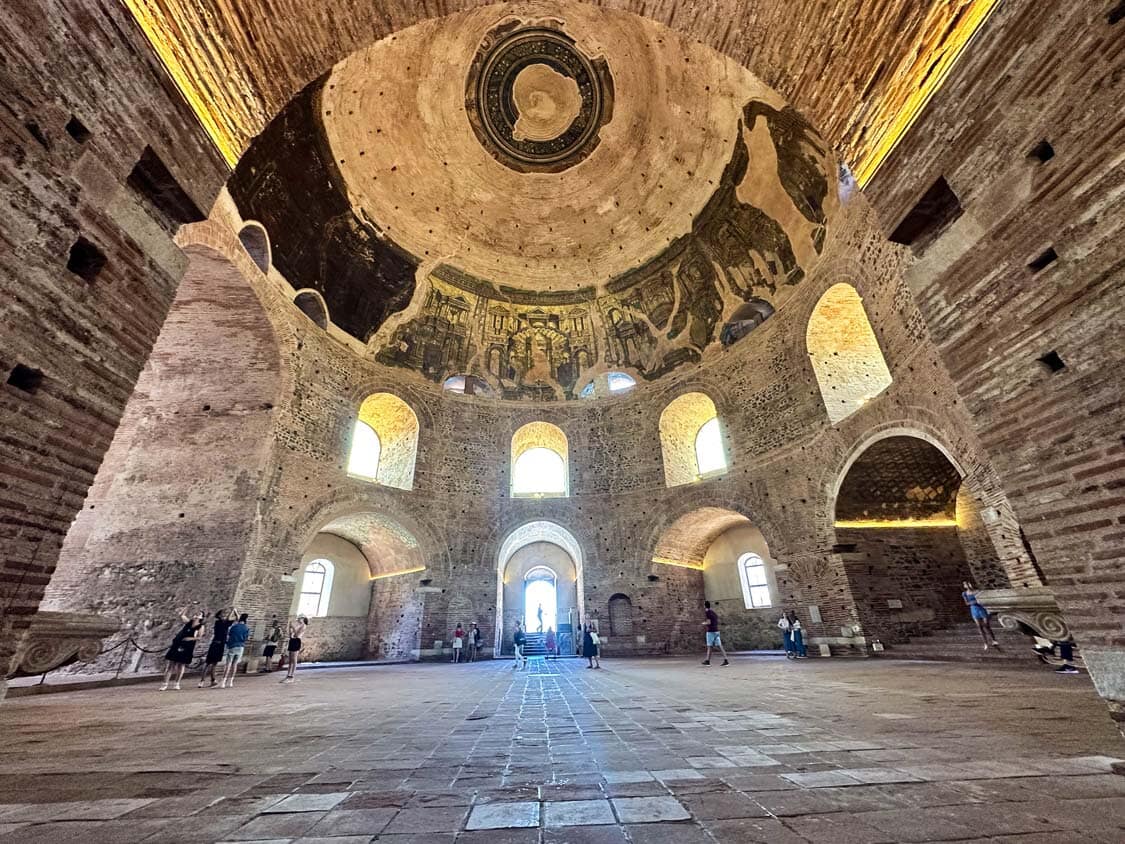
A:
292,288,329,329
658,393,729,487
494,520,585,656
830,428,1026,646
807,283,893,423
649,506,783,650
348,393,419,490
510,421,569,498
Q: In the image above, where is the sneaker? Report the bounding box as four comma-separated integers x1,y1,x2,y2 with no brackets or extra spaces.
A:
197,681,205,688
159,683,168,691
721,659,730,666
1055,664,1080,674
172,682,181,690
702,660,711,666
990,641,1001,649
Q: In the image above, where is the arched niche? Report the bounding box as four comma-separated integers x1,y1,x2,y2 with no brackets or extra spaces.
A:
658,392,728,487
510,421,569,498
650,507,781,649
293,289,329,329
807,283,892,423
297,512,426,662
347,393,419,490
237,221,271,273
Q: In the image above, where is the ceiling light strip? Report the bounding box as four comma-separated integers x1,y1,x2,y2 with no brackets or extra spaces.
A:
855,0,1001,186
651,556,705,571
370,566,426,581
834,519,958,529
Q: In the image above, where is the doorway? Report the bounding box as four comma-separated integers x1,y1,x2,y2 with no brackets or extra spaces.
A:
524,567,557,633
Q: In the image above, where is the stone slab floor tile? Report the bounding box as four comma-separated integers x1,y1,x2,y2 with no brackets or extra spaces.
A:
306,808,398,837
381,806,469,834
464,801,540,830
268,793,351,813
371,835,455,843
701,817,809,844
623,821,713,844
456,830,541,844
782,814,899,844
542,824,630,843
228,811,327,840
294,837,372,844
543,799,615,826
610,796,690,823
678,790,770,819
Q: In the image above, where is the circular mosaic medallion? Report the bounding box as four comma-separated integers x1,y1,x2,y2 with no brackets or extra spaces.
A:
466,22,614,173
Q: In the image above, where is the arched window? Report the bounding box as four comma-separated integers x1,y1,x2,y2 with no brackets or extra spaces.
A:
659,392,728,487
238,222,271,273
346,421,381,480
578,381,595,399
807,283,892,423
298,559,334,617
293,290,329,329
347,393,419,490
512,448,566,496
607,372,636,393
510,421,569,497
737,553,771,608
694,418,726,476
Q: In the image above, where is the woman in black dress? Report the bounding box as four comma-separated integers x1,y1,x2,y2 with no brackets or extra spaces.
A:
160,609,204,691
198,608,233,688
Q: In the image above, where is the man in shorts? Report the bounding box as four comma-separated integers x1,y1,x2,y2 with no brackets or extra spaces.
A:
513,621,527,670
221,613,251,688
702,601,730,666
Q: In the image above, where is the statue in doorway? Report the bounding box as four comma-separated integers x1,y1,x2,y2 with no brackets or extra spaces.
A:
537,603,544,633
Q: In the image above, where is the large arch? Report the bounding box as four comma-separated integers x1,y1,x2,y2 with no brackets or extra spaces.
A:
40,242,284,672
124,0,997,189
658,392,728,487
510,421,569,497
495,520,585,656
349,393,420,490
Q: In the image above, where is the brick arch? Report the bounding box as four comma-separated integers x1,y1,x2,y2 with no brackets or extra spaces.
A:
237,220,271,273
135,1,995,189
658,392,728,487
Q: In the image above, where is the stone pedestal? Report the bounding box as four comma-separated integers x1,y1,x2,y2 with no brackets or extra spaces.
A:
6,611,121,679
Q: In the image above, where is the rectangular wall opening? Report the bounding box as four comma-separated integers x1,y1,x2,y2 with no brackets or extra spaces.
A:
1028,247,1058,273
6,364,44,394
126,145,206,232
888,176,963,252
1028,140,1054,163
65,116,91,143
1037,350,1066,374
67,236,107,282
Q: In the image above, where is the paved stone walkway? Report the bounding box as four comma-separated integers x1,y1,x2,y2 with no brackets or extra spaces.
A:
0,656,1123,843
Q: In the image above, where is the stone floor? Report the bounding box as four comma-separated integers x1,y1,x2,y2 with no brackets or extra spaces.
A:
0,656,1123,843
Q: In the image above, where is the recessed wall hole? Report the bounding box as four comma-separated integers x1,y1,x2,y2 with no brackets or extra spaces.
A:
888,175,963,251
1028,139,1054,163
24,121,51,149
126,145,205,230
65,116,91,143
1109,2,1125,24
67,236,107,282
1028,247,1058,272
6,364,44,394
1037,350,1065,374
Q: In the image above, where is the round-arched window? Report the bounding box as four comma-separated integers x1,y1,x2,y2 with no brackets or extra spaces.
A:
346,421,381,481
298,559,335,617
512,447,566,496
694,417,726,476
737,553,771,609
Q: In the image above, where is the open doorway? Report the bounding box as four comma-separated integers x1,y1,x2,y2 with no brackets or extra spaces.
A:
524,567,557,633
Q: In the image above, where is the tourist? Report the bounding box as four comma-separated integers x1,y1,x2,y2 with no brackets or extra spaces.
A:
160,609,204,691
701,600,730,666
513,621,527,670
281,615,308,683
469,623,482,661
962,581,1001,650
260,615,281,672
537,603,544,632
778,612,794,658
220,613,251,688
583,624,601,668
787,610,807,658
452,623,465,663
199,608,233,688
545,626,556,659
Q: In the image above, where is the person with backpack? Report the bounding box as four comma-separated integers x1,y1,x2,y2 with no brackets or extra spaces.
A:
451,623,465,663
469,623,482,662
787,610,807,658
220,613,251,688
583,624,601,669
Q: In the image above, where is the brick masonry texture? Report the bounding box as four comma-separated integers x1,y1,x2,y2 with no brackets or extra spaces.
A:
1,0,1122,741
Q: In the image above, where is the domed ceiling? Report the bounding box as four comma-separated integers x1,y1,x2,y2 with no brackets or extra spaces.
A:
229,2,841,401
